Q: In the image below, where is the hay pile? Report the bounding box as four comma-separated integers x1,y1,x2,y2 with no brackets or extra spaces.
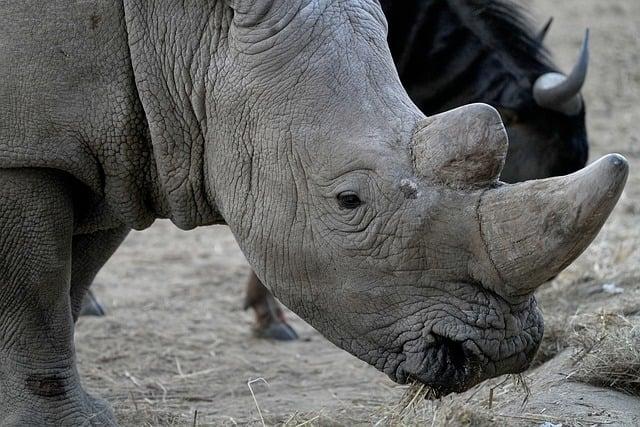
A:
567,313,640,395
368,380,518,427
524,308,640,396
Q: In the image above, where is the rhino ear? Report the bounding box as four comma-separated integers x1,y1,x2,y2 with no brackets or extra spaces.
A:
412,104,508,189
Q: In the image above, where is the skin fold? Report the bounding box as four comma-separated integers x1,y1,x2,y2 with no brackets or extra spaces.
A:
0,0,627,424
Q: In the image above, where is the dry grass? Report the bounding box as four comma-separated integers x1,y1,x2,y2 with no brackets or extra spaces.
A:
373,398,501,427
533,273,640,368
366,378,532,427
567,313,640,395
534,295,640,396
113,405,184,427
530,307,640,396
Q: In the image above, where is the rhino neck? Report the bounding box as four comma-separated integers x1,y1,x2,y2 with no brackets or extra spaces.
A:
122,0,230,229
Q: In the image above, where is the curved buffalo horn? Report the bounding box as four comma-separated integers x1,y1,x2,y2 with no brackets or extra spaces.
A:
533,29,589,115
535,17,553,43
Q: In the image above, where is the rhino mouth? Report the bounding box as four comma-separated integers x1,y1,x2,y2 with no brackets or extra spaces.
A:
390,289,543,396
395,333,484,395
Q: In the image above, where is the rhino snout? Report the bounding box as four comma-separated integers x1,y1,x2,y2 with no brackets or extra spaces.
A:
390,287,543,396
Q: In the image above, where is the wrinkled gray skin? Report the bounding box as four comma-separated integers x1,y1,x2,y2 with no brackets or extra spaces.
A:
0,0,628,424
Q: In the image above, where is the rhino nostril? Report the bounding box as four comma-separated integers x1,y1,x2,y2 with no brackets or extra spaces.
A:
432,333,467,370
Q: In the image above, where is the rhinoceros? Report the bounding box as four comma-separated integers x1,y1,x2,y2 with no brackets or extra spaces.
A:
0,0,628,425
80,0,595,342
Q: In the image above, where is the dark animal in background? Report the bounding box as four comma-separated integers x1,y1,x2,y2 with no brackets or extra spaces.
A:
384,0,589,182
82,0,591,342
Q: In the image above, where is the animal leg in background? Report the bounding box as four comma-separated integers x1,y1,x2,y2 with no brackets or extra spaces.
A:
0,168,116,426
75,234,300,342
72,226,130,321
244,271,298,341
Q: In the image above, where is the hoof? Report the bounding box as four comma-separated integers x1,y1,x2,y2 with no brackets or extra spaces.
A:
254,321,299,341
79,290,106,317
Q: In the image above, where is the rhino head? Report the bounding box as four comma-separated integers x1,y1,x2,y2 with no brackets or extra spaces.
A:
211,0,628,393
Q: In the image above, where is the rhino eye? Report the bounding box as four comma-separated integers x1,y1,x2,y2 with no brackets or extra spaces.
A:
337,192,362,210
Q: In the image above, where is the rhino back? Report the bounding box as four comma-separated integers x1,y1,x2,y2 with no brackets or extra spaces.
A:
0,1,160,232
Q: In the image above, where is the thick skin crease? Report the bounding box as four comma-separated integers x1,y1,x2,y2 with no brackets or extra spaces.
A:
0,0,628,423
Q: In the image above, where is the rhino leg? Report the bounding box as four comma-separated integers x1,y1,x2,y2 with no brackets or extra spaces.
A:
0,169,116,426
244,271,298,341
71,226,130,321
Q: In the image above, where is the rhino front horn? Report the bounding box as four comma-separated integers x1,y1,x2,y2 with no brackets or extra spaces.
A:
412,103,508,189
473,154,628,301
533,29,589,116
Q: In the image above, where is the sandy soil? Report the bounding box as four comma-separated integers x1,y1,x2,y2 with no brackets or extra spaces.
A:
74,0,640,425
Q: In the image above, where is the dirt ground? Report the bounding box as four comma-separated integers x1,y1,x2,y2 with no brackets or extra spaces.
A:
74,0,640,425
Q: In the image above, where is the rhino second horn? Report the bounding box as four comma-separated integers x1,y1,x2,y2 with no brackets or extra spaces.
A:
412,103,508,189
533,29,589,116
473,154,628,301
